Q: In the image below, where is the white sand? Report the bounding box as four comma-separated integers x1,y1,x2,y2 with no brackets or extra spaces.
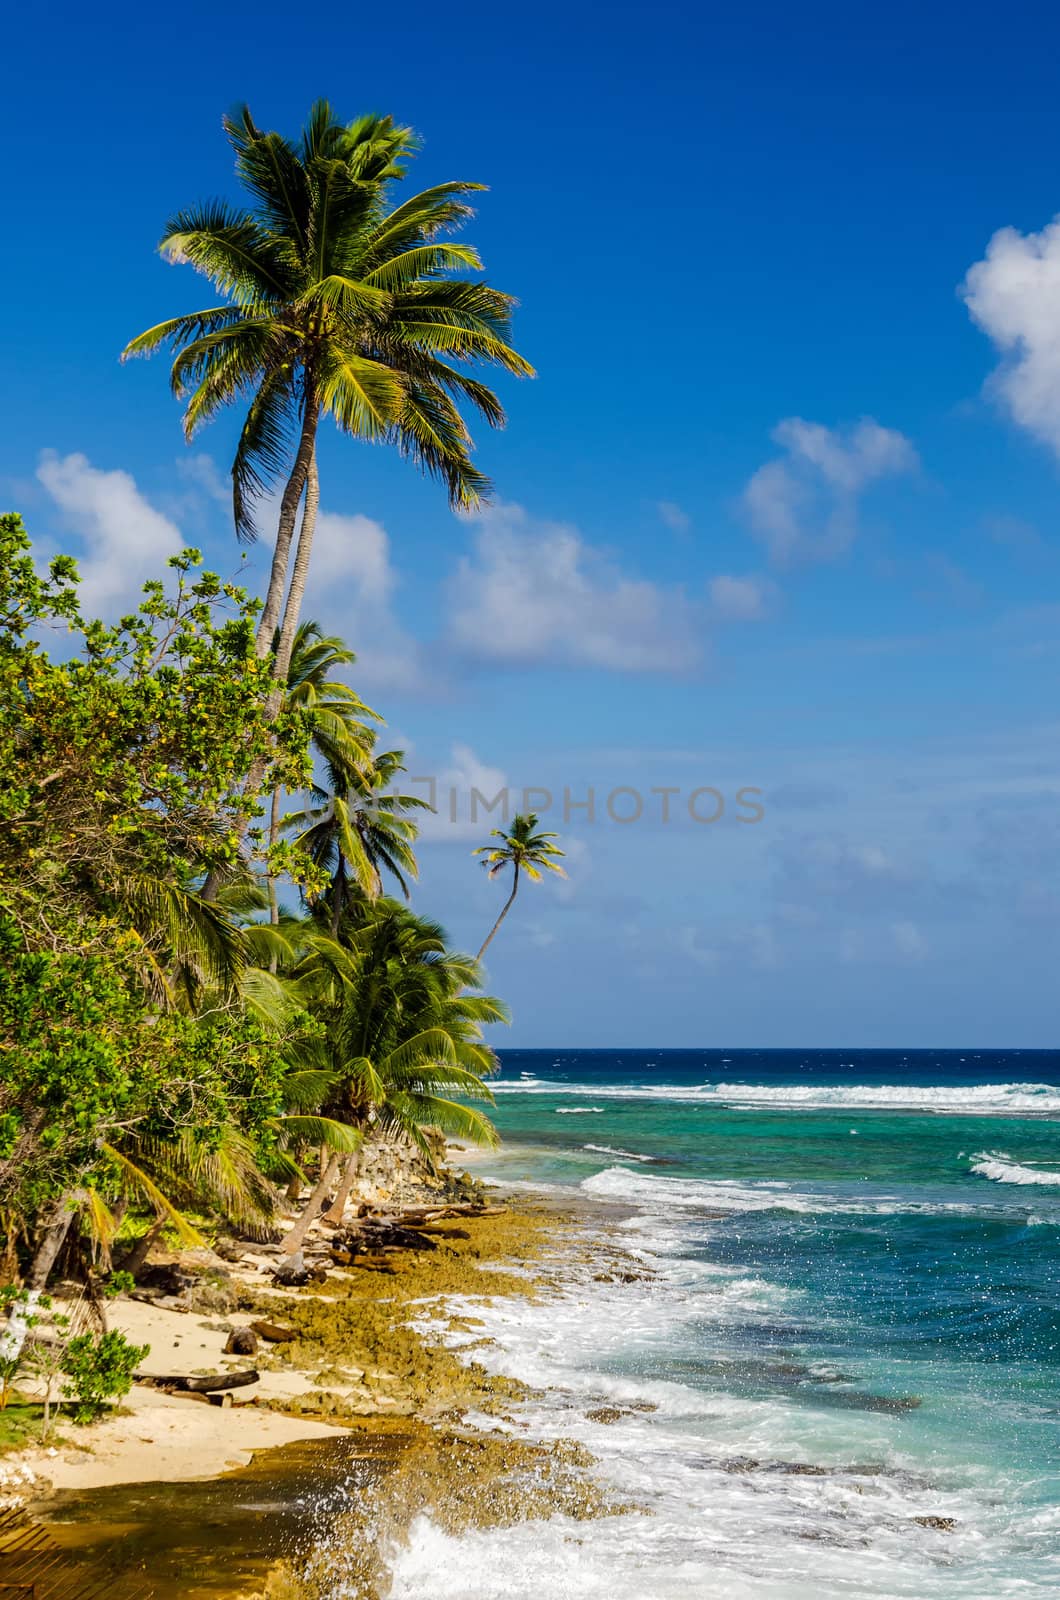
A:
12,1293,348,1493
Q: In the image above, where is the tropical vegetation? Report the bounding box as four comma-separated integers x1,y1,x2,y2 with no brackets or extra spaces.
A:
0,512,509,1300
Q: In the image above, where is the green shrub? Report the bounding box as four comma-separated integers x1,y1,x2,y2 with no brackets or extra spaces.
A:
61,1330,148,1422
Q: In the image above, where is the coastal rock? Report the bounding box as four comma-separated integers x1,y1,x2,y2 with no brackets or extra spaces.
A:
224,1327,259,1356
585,1406,625,1424
912,1515,958,1532
136,1263,195,1295
273,1252,309,1287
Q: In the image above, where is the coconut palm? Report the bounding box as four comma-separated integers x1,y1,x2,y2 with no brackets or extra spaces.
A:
281,905,505,1249
283,622,378,760
266,621,379,923
287,745,429,927
472,813,566,960
123,102,533,690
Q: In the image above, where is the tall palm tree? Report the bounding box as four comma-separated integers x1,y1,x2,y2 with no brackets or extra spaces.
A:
472,814,566,960
123,102,533,691
287,745,429,927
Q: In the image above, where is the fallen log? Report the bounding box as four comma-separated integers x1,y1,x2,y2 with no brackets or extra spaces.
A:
249,1319,299,1343
136,1368,260,1393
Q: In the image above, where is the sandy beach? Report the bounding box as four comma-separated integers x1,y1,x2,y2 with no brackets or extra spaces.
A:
3,1193,592,1499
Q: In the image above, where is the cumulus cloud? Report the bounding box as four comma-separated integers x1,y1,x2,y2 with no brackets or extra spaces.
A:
743,418,917,564
708,574,774,622
176,453,230,504
891,919,927,960
962,216,1060,454
657,500,691,533
301,508,426,693
36,450,183,614
415,741,510,843
446,502,702,673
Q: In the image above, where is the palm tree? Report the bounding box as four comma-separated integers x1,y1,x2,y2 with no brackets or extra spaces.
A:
472,814,566,960
287,745,430,928
281,904,505,1250
267,621,379,924
123,103,533,692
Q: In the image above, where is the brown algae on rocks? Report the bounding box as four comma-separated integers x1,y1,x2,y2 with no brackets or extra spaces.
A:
248,1202,646,1597
265,1424,637,1600
247,1204,576,1419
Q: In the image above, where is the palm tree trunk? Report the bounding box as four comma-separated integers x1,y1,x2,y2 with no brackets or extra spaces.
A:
273,452,320,691
330,855,348,937
322,1149,362,1226
27,1195,77,1291
267,784,283,935
1,1196,77,1364
121,1216,167,1280
476,864,520,961
255,402,320,660
282,1151,341,1255
202,421,317,906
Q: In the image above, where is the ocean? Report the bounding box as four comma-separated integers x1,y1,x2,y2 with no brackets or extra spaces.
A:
386,1048,1060,1599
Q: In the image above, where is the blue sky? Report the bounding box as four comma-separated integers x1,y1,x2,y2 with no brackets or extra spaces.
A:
5,0,1060,1044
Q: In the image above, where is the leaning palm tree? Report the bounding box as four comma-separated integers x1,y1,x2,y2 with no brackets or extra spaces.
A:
472,814,566,960
123,102,533,690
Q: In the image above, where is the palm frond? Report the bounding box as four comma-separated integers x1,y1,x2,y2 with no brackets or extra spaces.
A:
101,1144,204,1247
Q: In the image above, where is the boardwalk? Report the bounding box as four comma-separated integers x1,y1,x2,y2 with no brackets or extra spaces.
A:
0,1506,151,1600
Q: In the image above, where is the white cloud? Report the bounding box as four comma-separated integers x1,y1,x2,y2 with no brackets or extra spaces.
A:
446,502,702,673
891,919,927,960
301,508,426,693
962,216,1060,455
176,453,230,504
36,451,183,614
743,418,917,564
657,500,691,533
708,574,774,622
415,742,510,843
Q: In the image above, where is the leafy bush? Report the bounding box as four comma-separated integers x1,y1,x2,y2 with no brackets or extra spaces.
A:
61,1330,148,1422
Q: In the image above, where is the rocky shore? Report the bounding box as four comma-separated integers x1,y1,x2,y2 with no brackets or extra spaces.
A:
2,1142,643,1598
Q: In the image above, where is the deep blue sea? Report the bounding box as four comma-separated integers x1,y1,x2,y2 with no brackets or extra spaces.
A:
386,1049,1060,1599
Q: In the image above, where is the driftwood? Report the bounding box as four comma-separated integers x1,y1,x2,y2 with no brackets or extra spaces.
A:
249,1319,299,1344
135,1368,260,1393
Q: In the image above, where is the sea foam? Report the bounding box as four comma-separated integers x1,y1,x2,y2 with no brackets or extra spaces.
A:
971,1153,1060,1187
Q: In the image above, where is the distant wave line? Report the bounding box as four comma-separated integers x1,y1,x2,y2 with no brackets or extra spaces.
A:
494,1080,1060,1114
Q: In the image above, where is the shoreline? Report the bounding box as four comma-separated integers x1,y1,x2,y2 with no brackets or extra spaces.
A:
4,1180,629,1597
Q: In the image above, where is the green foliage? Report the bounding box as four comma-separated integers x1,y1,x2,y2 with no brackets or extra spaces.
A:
0,1401,54,1455
0,514,316,1236
291,901,507,1157
0,513,311,921
288,745,430,913
0,511,514,1284
473,813,567,885
60,1330,149,1422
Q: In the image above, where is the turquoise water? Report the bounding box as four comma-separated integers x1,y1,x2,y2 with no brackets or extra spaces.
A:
388,1049,1060,1599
